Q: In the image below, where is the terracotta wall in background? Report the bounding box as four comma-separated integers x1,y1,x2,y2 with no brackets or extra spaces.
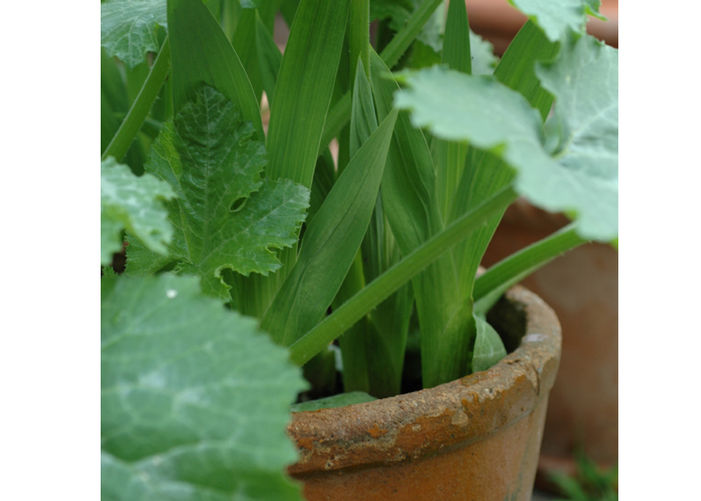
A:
466,0,618,54
482,201,618,487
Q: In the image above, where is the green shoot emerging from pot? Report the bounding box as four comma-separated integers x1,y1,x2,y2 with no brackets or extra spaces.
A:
101,0,617,498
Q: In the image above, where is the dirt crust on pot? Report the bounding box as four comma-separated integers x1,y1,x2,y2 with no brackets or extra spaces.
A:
287,286,561,501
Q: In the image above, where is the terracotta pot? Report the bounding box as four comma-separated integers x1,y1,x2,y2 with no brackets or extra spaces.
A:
482,200,618,488
287,286,561,501
466,0,618,54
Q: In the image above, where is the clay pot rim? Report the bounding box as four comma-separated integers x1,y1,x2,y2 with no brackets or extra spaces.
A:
288,285,562,475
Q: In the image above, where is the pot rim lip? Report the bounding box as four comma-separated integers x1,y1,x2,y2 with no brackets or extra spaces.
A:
287,285,562,475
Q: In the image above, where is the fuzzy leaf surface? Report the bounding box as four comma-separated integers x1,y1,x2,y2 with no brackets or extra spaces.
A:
470,31,499,76
535,35,618,232
101,273,305,500
508,0,601,41
101,157,175,265
101,0,166,68
130,85,309,297
394,44,618,241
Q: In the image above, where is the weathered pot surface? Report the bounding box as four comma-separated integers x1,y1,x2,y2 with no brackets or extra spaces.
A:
483,199,618,487
287,286,562,501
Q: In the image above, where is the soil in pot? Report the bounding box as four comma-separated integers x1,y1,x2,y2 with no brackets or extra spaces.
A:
288,286,562,501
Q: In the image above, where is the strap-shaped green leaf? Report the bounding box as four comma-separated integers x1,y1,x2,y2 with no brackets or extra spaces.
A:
370,50,476,387
494,20,558,120
102,273,305,501
262,109,398,346
101,158,175,266
167,0,262,137
433,0,470,220
101,0,166,68
508,0,603,42
265,0,349,187
442,0,471,74
254,12,282,102
231,8,264,103
337,62,412,397
129,85,309,298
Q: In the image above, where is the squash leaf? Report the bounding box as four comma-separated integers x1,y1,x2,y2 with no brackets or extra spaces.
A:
101,273,306,501
101,0,166,68
508,0,602,42
101,157,175,266
470,31,499,76
128,85,309,298
394,36,618,241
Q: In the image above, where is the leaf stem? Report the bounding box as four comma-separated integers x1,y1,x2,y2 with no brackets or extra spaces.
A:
473,222,588,313
289,186,518,366
102,37,171,162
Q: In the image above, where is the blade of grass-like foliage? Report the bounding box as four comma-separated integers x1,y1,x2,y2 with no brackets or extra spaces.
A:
443,21,559,365
289,186,518,367
494,20,559,120
262,110,398,346
255,12,282,102
101,0,166,68
473,223,586,315
167,0,262,136
349,0,370,80
101,273,306,501
443,0,471,74
265,0,349,187
508,0,603,42
337,62,412,397
433,0,470,221
308,150,336,221
371,50,474,388
445,21,559,297
231,8,263,102
319,0,443,149
101,51,148,173
102,38,171,163
101,158,175,266
336,62,377,393
126,85,309,299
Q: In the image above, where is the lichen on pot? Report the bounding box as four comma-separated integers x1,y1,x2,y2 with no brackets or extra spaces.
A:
288,286,561,501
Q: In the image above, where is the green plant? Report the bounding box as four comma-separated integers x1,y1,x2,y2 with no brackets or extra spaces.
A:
549,452,618,501
101,0,617,498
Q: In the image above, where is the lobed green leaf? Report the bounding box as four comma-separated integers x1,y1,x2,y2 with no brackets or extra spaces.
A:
129,85,309,298
101,0,166,68
101,273,306,501
395,40,618,242
101,157,175,265
508,0,602,42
